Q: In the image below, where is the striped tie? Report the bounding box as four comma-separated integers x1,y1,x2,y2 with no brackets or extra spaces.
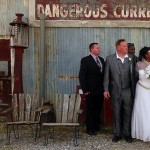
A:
96,57,102,72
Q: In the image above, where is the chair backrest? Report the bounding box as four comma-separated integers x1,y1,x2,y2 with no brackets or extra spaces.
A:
55,94,81,123
12,93,39,122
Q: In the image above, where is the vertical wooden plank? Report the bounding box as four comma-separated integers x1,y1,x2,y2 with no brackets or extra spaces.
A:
55,94,62,123
32,93,40,122
62,94,70,123
30,94,35,122
73,94,81,123
67,94,76,123
12,94,18,122
31,94,35,110
25,94,32,121
33,93,39,109
30,111,34,121
30,93,39,122
18,93,25,121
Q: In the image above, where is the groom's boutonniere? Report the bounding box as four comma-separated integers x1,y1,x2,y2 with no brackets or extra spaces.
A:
128,58,132,66
129,58,132,61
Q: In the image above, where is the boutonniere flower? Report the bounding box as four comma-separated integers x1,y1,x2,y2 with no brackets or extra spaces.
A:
129,58,132,61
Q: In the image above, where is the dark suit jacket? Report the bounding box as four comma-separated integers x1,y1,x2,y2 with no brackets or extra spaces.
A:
79,55,105,95
103,53,136,101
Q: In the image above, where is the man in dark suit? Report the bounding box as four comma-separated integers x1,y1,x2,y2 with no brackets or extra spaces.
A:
127,43,138,62
104,39,136,143
79,43,105,135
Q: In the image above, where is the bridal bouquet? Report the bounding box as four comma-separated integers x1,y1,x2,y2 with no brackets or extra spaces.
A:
144,65,150,79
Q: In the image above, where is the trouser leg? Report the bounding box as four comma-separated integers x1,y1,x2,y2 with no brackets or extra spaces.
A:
122,88,133,136
94,94,103,130
86,94,95,132
112,98,122,137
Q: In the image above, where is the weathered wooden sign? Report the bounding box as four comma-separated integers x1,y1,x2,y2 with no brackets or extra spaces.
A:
35,0,150,20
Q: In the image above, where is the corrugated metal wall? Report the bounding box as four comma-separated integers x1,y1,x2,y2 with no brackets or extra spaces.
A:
0,0,28,35
0,0,150,104
42,27,150,103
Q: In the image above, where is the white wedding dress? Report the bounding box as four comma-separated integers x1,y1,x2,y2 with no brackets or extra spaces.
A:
132,65,150,141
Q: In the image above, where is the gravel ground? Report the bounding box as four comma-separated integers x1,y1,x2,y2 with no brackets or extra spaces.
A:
0,124,150,150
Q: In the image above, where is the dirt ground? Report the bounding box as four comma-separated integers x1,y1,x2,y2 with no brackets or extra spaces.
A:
0,124,150,150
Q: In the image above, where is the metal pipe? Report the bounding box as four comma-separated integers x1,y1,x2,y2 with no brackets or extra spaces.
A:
39,13,46,101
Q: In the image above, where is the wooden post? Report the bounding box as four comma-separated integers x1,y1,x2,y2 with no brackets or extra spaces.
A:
13,48,24,94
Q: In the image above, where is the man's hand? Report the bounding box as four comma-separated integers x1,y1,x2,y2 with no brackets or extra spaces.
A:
104,92,110,99
84,92,90,95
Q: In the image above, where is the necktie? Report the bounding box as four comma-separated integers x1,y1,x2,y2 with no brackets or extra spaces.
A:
96,57,102,72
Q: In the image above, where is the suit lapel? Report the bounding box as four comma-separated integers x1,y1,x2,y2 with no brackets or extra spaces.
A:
128,55,133,76
89,55,99,68
89,55,104,73
112,54,120,74
89,55,96,64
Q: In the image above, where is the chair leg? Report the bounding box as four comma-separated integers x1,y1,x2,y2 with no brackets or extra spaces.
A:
43,126,55,146
6,125,12,145
36,124,41,138
43,126,49,146
13,125,19,139
77,126,80,138
51,127,54,140
73,126,78,146
34,124,39,143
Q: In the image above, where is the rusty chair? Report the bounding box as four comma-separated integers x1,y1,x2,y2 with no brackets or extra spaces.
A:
4,93,41,144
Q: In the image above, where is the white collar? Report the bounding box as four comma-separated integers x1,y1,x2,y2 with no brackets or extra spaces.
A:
116,52,128,63
91,54,99,60
116,52,128,59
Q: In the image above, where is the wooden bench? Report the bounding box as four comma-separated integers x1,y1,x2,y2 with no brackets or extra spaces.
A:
42,94,82,146
5,93,41,144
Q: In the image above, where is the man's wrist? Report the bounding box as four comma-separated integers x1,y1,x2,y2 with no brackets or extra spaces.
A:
84,92,90,95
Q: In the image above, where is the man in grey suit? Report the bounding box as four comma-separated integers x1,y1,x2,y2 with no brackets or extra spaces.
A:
104,39,136,143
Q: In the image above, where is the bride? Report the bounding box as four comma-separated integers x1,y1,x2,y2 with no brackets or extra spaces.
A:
132,46,150,141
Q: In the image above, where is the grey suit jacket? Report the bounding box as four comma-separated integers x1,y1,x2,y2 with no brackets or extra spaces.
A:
103,53,136,101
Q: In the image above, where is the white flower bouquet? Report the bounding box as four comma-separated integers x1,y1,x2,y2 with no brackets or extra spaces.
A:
139,65,150,79
145,65,150,79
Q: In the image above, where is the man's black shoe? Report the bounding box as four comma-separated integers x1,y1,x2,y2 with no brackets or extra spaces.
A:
112,136,121,142
87,131,97,136
125,136,132,143
95,128,101,132
94,127,101,131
